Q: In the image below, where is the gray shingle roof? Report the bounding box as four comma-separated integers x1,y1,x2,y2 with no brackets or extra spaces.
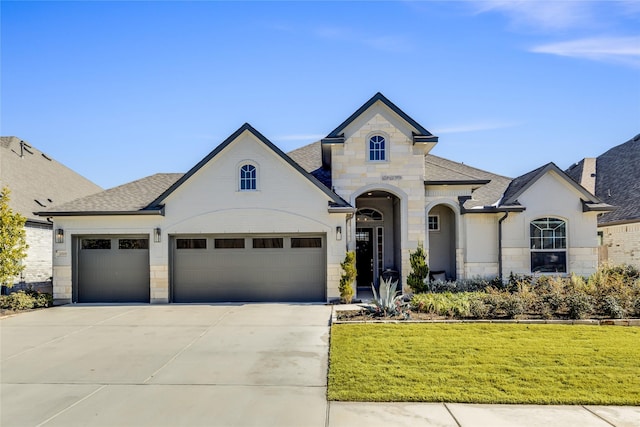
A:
0,136,102,222
568,134,640,225
36,173,183,215
286,141,332,189
424,155,512,209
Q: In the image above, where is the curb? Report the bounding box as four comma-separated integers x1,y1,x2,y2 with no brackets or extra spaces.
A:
330,306,640,326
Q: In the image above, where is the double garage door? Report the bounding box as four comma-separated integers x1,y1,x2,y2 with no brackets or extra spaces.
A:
172,234,326,303
74,234,326,303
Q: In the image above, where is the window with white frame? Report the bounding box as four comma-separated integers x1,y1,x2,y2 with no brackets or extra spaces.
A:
240,164,257,190
428,215,440,231
530,217,567,273
368,135,386,161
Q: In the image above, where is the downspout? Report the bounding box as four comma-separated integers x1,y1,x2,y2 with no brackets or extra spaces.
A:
498,211,509,280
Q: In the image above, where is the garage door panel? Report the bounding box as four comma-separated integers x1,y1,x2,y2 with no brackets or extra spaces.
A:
77,237,150,303
172,235,325,303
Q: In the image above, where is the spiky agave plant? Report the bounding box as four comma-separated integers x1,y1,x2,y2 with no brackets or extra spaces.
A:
364,278,408,318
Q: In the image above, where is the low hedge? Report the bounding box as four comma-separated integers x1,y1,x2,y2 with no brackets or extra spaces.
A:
411,264,640,320
0,290,53,311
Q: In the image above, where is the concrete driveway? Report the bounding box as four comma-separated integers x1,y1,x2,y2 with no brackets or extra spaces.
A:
2,304,639,427
1,304,331,427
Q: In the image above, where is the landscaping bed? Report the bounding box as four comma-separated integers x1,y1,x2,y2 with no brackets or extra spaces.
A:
0,290,53,317
338,265,640,322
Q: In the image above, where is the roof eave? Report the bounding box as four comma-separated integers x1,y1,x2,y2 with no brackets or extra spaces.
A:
34,208,165,217
582,200,617,213
328,206,356,214
462,206,527,214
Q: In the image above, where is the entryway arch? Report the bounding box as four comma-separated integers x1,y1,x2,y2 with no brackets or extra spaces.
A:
426,203,458,280
352,186,405,292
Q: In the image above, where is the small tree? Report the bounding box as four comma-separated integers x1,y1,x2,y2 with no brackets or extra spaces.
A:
407,243,429,294
339,251,356,303
0,187,28,289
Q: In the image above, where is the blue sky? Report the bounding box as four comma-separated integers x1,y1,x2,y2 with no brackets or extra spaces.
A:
2,1,639,189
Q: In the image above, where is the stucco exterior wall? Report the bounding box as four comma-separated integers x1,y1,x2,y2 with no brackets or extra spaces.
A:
501,172,599,276
462,213,499,278
51,130,347,303
599,222,640,268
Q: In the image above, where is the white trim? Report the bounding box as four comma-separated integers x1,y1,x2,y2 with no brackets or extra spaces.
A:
365,131,390,163
236,160,260,192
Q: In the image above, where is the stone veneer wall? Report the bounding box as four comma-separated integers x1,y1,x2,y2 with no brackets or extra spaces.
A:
330,111,427,291
600,222,640,269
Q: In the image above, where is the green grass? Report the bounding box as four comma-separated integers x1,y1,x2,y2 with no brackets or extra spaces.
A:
328,324,640,405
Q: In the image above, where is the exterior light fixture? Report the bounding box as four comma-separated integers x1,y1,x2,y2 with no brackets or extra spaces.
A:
55,228,64,244
154,227,161,243
336,226,342,241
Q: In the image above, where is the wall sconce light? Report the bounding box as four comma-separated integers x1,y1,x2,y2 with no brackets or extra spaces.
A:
154,227,161,243
55,228,64,244
336,226,342,241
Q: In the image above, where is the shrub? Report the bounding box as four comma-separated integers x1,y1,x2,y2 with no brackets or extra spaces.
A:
502,293,526,319
339,251,356,304
468,295,490,319
601,295,625,319
0,291,35,310
425,277,495,293
406,244,429,294
411,292,475,318
566,292,593,319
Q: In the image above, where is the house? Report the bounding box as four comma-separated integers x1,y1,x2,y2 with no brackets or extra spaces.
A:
566,134,640,268
0,136,102,293
35,93,613,304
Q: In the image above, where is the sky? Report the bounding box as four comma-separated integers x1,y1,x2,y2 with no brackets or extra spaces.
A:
2,0,639,190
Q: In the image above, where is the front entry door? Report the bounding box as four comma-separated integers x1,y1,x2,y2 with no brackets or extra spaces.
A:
356,228,373,289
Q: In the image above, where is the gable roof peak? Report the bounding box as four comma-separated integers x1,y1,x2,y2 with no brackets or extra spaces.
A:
501,161,602,207
326,92,435,139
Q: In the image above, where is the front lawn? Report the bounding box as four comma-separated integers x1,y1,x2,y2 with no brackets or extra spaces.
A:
328,323,640,405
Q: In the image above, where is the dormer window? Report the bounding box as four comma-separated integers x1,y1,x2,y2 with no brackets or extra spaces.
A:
240,164,257,190
369,135,386,161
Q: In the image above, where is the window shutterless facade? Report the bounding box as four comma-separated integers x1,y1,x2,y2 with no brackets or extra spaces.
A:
240,164,257,190
530,217,567,273
368,135,386,161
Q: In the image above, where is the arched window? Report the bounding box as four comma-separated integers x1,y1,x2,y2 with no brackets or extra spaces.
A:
356,208,383,222
240,164,257,190
369,135,386,161
530,217,567,273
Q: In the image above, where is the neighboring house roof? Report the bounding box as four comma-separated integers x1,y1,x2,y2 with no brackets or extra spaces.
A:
36,173,183,216
567,133,640,225
0,136,102,223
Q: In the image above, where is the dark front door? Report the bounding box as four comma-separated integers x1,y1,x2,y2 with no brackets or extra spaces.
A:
356,228,373,289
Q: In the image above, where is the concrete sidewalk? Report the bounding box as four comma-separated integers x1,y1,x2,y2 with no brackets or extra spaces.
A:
328,402,640,426
1,304,638,426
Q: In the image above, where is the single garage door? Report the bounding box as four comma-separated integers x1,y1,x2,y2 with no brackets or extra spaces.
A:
75,236,150,303
172,234,326,303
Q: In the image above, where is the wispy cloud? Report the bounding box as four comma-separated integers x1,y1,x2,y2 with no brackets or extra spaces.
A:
433,120,522,135
274,134,325,142
470,0,596,31
531,36,640,68
314,26,413,53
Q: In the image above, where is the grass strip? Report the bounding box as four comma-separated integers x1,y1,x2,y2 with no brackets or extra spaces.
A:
328,323,640,405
